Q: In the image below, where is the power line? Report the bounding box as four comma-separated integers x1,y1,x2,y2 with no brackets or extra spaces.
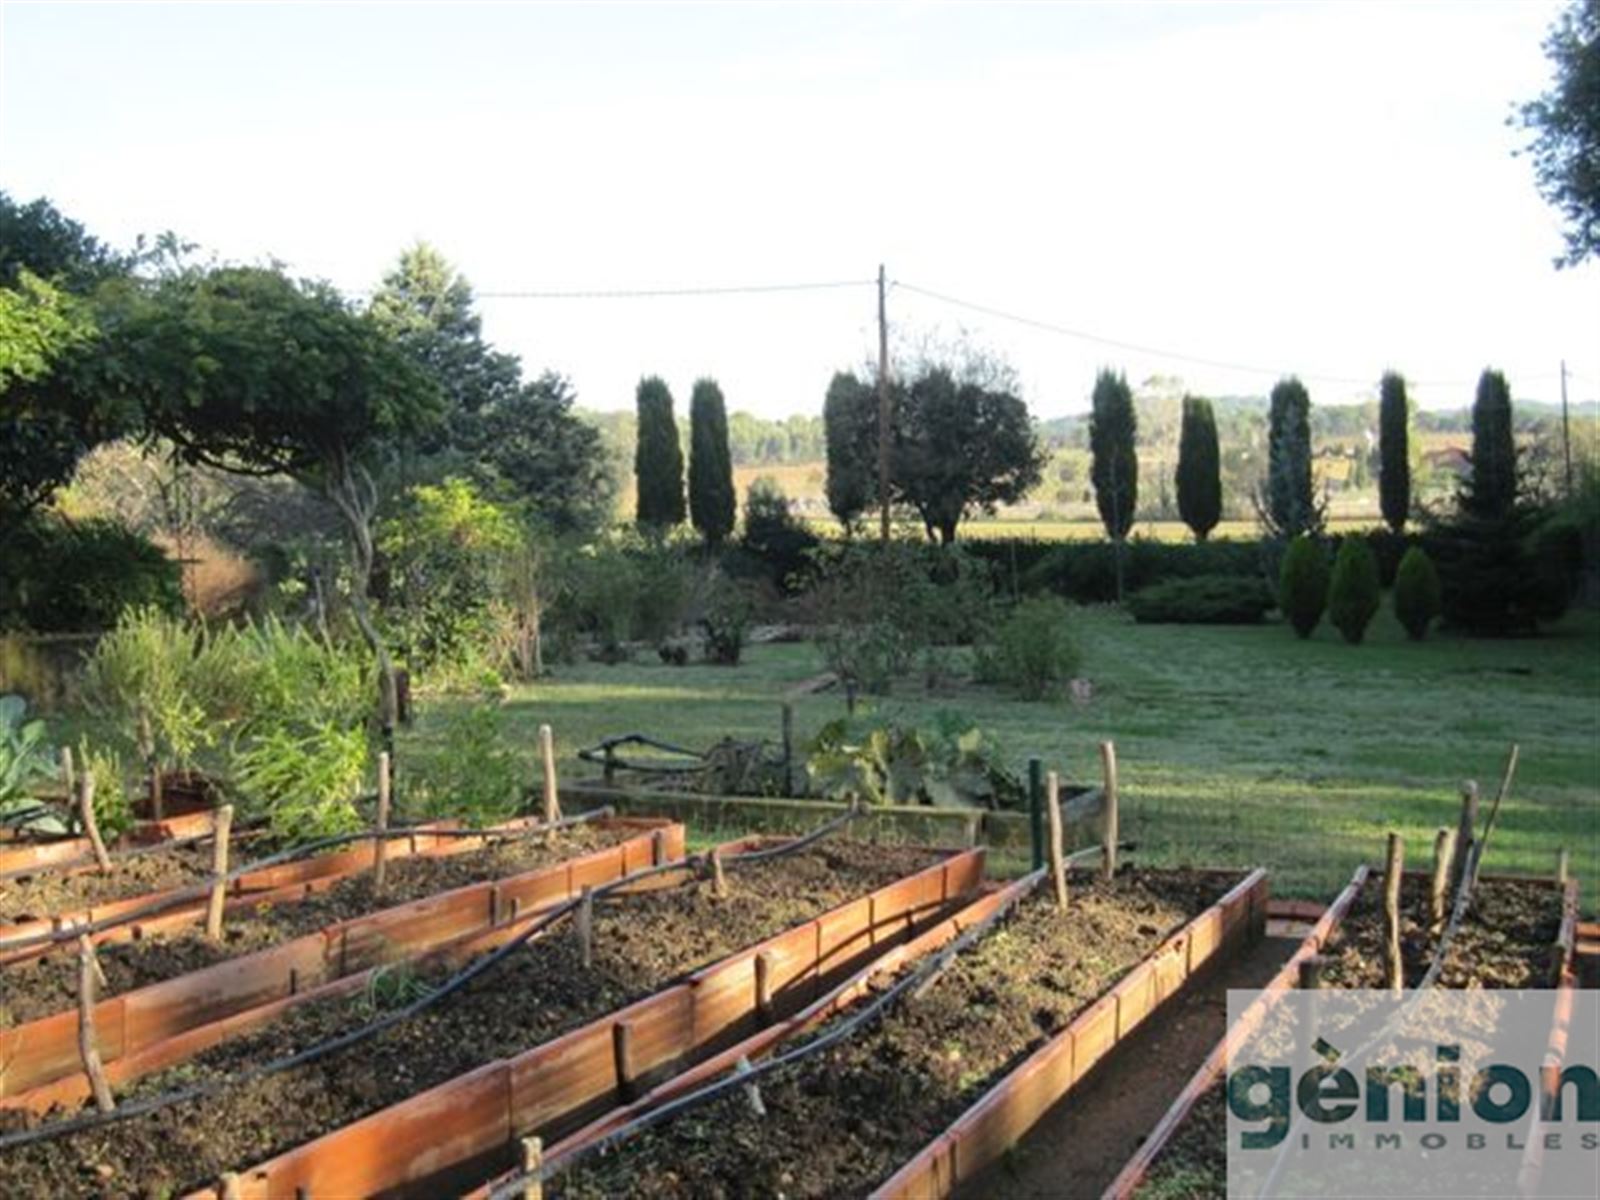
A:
892,278,1568,392
473,277,874,300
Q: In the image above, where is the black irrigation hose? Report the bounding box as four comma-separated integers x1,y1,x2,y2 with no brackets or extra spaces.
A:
0,808,616,954
490,865,1054,1200
0,806,862,1154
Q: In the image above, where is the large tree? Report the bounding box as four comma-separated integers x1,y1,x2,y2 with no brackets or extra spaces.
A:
1089,369,1138,598
1515,0,1600,266
1259,376,1321,539
1378,371,1412,534
688,377,735,546
822,371,877,532
1175,395,1221,542
1461,368,1518,521
891,366,1044,544
128,266,441,729
634,376,685,530
474,372,612,535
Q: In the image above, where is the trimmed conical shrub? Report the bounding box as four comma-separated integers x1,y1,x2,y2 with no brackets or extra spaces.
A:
1393,545,1442,641
1328,536,1381,644
1279,533,1329,639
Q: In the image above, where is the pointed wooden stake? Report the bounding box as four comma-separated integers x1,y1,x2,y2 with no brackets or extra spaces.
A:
539,724,561,824
373,751,392,894
1099,741,1119,881
1429,827,1455,934
1045,770,1068,911
205,804,234,942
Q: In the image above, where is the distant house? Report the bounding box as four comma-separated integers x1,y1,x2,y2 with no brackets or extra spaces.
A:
1424,446,1471,481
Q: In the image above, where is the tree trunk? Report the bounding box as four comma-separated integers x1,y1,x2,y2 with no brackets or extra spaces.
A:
325,460,397,734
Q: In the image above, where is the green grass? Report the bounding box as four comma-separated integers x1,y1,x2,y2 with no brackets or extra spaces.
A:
406,605,1600,910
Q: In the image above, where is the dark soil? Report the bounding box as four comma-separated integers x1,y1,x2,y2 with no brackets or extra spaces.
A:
0,841,941,1199
0,844,217,923
0,824,628,1026
965,933,1298,1200
553,869,1241,1200
1133,877,1565,1199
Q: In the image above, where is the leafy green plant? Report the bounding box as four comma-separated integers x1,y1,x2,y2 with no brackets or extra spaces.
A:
807,711,1023,810
1393,546,1442,641
82,606,210,769
232,721,370,843
1126,576,1274,625
0,694,61,833
75,736,134,842
972,596,1080,700
1328,535,1381,644
1278,535,1330,639
404,701,525,826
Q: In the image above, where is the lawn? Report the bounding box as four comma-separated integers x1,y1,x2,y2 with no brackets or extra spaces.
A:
406,605,1600,909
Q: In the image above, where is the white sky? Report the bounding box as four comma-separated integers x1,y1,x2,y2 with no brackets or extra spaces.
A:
2,0,1596,418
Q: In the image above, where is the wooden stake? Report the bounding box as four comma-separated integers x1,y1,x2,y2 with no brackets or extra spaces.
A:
539,724,560,824
1556,848,1570,887
755,950,775,1021
218,1172,242,1200
519,1135,543,1200
1429,828,1455,933
612,1021,635,1101
1099,741,1119,881
205,804,234,942
77,765,112,872
1298,956,1323,990
1383,832,1404,995
710,846,728,899
736,1054,767,1117
1045,770,1068,912
576,885,593,969
77,934,114,1113
60,744,76,807
1450,780,1478,891
373,751,392,894
652,829,668,867
149,761,164,823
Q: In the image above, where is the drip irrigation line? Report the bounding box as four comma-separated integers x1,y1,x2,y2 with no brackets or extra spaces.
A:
496,864,1056,1199
0,807,860,1153
0,808,615,954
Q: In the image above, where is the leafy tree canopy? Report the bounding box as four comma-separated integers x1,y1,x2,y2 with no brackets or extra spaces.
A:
1515,0,1600,266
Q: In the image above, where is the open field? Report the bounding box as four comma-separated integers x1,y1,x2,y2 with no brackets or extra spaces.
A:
407,606,1600,909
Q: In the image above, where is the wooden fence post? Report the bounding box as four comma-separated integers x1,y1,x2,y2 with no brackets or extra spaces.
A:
1383,832,1404,995
1099,741,1119,881
77,765,112,872
540,724,561,824
1045,770,1068,911
1429,827,1455,934
77,934,114,1113
373,751,392,894
205,804,234,942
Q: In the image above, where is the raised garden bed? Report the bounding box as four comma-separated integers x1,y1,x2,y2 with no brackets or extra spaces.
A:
541,866,1263,1200
0,808,217,880
1113,870,1578,1200
0,818,677,1105
0,839,971,1198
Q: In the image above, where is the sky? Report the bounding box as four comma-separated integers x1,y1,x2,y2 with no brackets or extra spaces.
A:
2,0,1596,420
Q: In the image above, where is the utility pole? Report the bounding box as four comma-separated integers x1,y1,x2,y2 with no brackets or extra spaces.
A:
877,263,891,543
1561,358,1573,498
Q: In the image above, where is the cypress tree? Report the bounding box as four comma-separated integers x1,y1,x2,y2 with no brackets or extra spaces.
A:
1378,371,1411,535
1089,369,1138,600
688,377,735,546
1176,395,1222,542
1261,376,1320,538
1461,368,1517,520
634,376,685,531
822,371,876,532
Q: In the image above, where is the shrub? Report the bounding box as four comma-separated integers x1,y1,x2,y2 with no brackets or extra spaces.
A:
1012,538,1259,603
0,517,181,633
75,736,134,842
404,701,524,826
1327,536,1381,644
1126,575,1274,624
740,478,819,594
972,596,1080,700
1278,535,1329,639
1393,546,1441,640
232,721,369,843
699,573,753,665
806,711,1024,809
83,607,210,768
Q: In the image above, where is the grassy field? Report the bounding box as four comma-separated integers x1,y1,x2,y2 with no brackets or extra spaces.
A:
406,605,1600,909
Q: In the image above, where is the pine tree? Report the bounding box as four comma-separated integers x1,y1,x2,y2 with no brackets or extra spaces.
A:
634,376,685,531
1176,395,1221,542
688,377,735,546
1378,371,1411,535
1089,369,1138,600
1461,369,1517,521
